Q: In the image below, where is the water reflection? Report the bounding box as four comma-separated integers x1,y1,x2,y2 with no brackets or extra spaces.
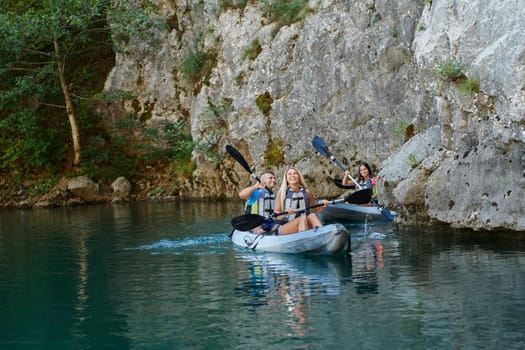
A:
347,222,396,295
72,227,89,339
2,202,525,349
351,242,382,294
235,252,352,338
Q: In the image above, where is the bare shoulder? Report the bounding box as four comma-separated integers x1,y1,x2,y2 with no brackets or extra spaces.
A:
305,188,316,199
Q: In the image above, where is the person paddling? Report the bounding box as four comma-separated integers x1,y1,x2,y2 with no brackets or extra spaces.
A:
238,170,278,233
239,170,277,216
343,162,377,205
273,167,328,235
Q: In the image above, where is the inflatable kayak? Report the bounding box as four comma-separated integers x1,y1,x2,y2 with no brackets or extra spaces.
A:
230,223,349,255
320,202,396,223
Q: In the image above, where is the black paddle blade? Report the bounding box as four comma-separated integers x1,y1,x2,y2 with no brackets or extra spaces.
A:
333,178,356,189
312,135,332,158
225,145,252,174
345,188,372,204
225,144,261,182
312,136,346,172
231,214,265,231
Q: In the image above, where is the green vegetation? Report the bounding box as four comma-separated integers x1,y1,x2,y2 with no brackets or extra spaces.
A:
81,114,196,181
219,0,249,11
243,39,263,61
0,110,70,174
194,98,232,167
458,77,481,94
264,139,285,167
434,61,466,82
0,0,161,183
392,119,415,146
180,30,218,90
161,120,195,166
390,27,398,38
408,153,420,169
434,61,481,94
26,175,61,196
148,187,166,197
255,92,274,116
261,0,313,35
234,72,245,86
182,49,216,85
370,11,381,25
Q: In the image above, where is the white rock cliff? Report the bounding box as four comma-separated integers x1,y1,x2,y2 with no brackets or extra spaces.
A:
104,0,525,231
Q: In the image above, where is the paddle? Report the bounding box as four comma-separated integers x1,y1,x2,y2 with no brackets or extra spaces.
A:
334,178,355,189
311,135,394,221
231,214,266,231
344,188,373,204
231,197,349,231
225,144,261,183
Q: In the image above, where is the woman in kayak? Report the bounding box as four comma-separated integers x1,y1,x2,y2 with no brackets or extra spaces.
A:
274,167,328,235
342,162,377,205
342,162,375,189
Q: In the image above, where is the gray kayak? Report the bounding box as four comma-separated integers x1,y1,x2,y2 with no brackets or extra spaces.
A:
320,202,396,223
231,223,349,255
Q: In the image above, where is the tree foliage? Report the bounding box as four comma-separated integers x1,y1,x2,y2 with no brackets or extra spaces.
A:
0,0,161,179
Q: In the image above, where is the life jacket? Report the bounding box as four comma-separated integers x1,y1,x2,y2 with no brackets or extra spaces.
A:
245,188,275,217
283,186,310,221
358,178,373,190
370,177,377,197
359,178,376,200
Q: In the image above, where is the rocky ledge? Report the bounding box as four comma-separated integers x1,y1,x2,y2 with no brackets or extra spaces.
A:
0,175,185,209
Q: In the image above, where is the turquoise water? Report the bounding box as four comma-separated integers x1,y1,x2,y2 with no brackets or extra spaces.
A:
1,201,524,349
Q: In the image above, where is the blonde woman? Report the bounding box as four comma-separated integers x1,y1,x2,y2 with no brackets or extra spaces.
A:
273,167,328,235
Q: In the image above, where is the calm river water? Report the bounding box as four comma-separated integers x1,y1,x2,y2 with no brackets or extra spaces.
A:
1,201,524,349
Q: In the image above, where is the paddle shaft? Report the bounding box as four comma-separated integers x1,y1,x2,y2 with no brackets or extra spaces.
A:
231,197,346,230
330,155,364,190
272,198,344,218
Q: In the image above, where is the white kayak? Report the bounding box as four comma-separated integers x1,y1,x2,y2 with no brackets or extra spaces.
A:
230,223,349,255
320,202,397,223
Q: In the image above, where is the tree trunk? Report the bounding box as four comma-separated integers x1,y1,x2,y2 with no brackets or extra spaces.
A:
53,37,81,167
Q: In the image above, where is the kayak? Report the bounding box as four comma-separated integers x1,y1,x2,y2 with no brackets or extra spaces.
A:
230,223,349,255
320,202,396,223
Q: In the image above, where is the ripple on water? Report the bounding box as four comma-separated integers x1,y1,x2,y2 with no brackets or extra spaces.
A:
130,234,231,255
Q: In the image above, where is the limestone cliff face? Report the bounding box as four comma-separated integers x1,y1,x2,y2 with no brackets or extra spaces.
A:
379,0,525,231
104,0,525,232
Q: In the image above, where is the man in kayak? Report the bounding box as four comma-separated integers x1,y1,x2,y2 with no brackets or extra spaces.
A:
238,170,278,233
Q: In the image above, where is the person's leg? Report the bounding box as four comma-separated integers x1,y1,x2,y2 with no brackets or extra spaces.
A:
278,219,300,235
250,225,264,234
307,213,323,228
279,215,311,235
278,215,315,235
297,215,308,231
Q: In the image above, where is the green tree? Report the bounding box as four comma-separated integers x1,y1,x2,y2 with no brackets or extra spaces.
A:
0,0,159,172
